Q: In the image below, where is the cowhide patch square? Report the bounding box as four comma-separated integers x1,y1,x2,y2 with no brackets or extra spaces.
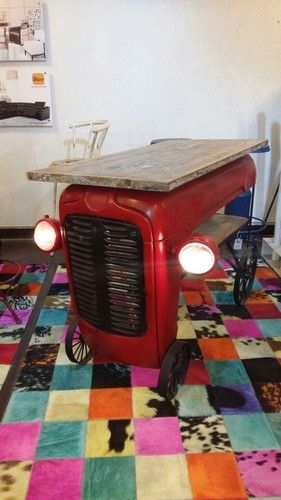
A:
179,415,232,453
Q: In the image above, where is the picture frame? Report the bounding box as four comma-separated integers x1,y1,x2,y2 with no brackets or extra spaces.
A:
0,67,52,126
0,0,46,62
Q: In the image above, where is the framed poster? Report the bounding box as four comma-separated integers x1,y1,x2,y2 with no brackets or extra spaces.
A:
0,0,46,61
0,67,52,126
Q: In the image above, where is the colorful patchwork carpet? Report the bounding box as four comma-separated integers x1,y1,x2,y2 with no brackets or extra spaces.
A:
0,259,281,499
0,262,49,390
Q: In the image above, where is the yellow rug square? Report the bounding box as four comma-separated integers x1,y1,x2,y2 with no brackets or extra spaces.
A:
0,365,10,389
132,387,170,418
86,419,134,457
177,319,197,339
45,389,90,421
55,344,76,365
136,454,192,500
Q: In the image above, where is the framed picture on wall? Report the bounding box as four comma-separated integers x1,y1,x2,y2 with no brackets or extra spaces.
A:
0,67,52,126
0,0,46,61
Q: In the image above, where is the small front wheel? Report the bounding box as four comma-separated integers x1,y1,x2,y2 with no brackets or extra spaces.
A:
157,340,191,399
65,322,93,364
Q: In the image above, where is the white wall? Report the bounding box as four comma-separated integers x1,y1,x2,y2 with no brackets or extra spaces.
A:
0,0,280,226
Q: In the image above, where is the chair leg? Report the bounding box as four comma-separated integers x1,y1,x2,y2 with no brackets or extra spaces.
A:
0,258,22,324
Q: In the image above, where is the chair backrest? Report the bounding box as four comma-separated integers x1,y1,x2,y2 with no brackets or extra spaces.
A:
65,120,110,161
51,119,110,217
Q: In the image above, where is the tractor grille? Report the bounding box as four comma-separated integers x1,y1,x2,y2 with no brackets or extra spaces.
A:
64,215,146,336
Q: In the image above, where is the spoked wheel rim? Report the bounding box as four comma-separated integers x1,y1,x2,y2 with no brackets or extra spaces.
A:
233,244,257,306
157,340,191,400
65,322,93,364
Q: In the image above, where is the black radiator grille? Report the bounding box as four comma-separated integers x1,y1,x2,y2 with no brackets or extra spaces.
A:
64,215,146,336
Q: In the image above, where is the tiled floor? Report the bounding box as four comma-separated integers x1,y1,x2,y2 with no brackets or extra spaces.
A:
0,260,281,499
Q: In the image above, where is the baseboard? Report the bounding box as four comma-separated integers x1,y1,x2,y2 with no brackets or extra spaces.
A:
0,227,34,239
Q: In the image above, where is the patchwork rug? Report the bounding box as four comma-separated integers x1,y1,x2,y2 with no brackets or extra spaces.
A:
0,260,281,499
0,262,49,390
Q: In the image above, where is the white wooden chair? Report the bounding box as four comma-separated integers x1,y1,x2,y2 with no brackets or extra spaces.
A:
66,120,110,160
52,120,110,215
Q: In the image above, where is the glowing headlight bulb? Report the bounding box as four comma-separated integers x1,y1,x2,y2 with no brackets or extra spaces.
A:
34,217,62,252
179,241,216,275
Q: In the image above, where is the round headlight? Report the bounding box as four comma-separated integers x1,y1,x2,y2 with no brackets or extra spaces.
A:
178,235,219,275
34,217,62,252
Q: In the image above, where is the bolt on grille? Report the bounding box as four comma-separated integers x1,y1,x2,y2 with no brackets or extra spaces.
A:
64,215,146,336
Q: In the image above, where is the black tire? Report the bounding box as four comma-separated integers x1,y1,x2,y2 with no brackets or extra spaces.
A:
157,340,191,399
65,321,93,364
233,244,257,305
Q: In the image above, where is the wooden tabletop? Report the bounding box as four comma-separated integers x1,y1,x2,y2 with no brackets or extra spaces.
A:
27,138,268,192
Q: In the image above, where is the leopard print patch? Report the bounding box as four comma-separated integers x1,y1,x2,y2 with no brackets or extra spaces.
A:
254,382,281,413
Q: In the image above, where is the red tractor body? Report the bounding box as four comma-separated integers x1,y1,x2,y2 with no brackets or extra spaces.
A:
59,155,256,368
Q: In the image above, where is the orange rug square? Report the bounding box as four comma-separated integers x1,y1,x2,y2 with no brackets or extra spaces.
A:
182,291,214,305
15,283,42,296
181,279,208,292
88,388,133,420
255,267,278,279
198,338,239,360
187,452,247,499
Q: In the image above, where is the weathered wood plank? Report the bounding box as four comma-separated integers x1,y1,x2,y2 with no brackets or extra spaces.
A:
27,138,267,192
195,214,248,245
